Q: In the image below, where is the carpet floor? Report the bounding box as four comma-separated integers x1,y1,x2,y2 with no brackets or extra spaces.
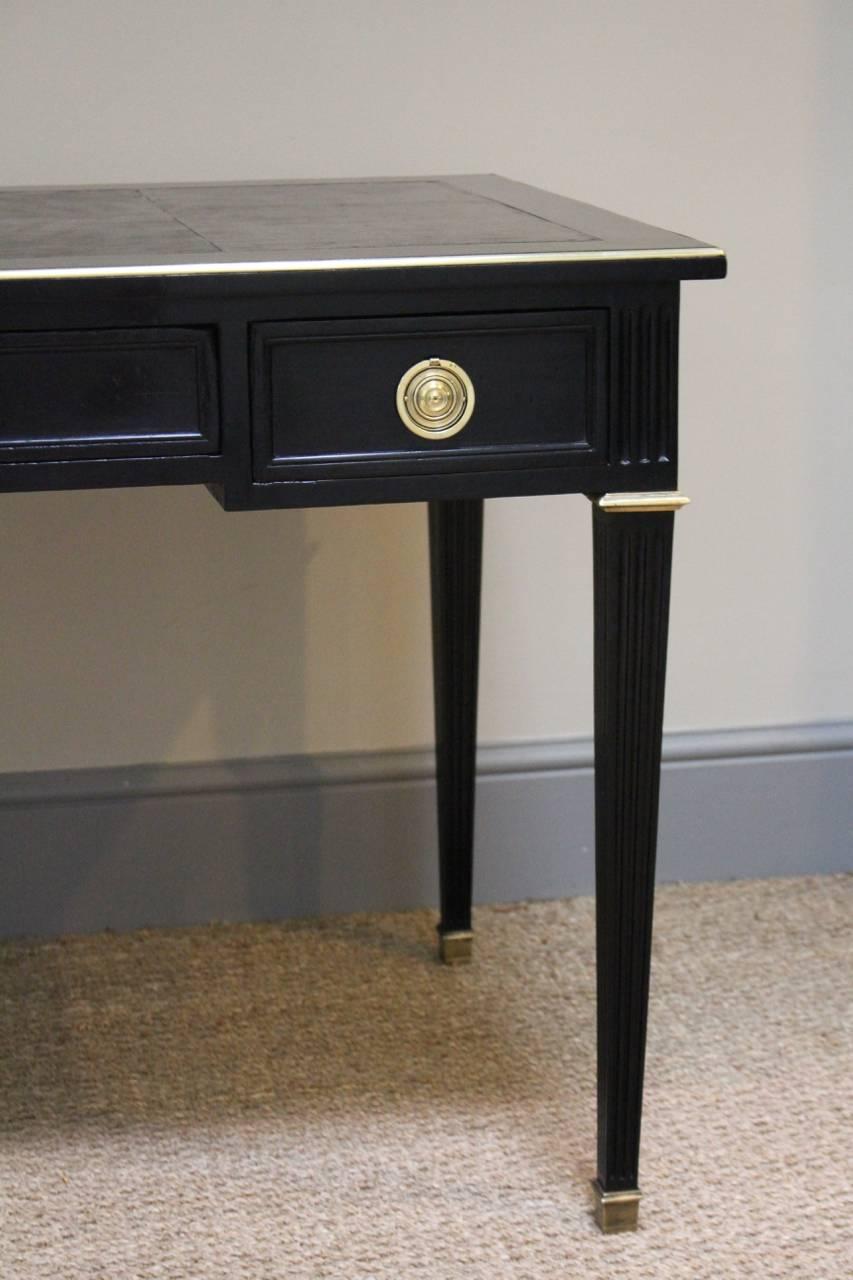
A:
0,873,850,1279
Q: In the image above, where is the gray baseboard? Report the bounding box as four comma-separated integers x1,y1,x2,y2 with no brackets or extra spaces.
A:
1,722,851,939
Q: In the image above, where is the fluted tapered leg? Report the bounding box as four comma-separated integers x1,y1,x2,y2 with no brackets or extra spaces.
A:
591,502,675,1230
428,498,484,965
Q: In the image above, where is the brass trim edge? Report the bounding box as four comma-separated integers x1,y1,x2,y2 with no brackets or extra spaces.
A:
591,1181,641,1233
0,246,726,282
438,930,473,965
597,491,690,514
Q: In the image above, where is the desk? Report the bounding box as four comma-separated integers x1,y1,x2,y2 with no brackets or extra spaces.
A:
0,175,725,1232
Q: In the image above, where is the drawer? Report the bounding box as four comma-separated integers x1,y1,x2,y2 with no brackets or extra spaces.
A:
251,311,606,481
0,327,219,463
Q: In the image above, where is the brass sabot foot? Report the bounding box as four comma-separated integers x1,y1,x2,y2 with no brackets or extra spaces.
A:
591,1180,641,1233
438,930,473,965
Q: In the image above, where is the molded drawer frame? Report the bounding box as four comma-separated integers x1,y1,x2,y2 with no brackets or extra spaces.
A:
0,326,220,464
250,310,608,483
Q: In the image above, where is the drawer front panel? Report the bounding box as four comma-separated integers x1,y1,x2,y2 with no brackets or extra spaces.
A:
0,327,219,462
252,311,606,480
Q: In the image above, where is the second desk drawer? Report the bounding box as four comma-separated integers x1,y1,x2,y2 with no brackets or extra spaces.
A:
251,311,606,480
0,327,219,463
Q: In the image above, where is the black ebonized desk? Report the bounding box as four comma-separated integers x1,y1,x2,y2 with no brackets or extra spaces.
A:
0,175,725,1232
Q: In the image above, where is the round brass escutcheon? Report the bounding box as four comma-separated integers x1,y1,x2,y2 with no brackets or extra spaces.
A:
396,358,475,439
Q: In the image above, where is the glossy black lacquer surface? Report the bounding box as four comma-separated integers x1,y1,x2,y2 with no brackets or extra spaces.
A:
0,175,722,508
0,276,685,507
251,311,606,483
0,327,219,463
429,499,483,942
0,176,725,1226
593,506,674,1194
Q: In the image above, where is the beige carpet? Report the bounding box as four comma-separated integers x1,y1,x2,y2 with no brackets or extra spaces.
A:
0,874,850,1279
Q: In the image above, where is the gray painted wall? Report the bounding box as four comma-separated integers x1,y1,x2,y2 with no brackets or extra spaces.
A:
2,723,850,940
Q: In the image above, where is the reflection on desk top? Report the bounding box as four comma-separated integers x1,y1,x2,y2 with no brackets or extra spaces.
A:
0,174,725,281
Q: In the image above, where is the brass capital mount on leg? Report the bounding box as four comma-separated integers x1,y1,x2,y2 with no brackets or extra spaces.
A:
593,491,691,514
591,1181,642,1233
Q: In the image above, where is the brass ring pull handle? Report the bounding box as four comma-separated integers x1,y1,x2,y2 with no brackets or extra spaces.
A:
396,358,475,439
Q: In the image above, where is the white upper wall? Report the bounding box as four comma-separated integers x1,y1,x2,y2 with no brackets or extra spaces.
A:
0,0,850,771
